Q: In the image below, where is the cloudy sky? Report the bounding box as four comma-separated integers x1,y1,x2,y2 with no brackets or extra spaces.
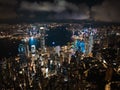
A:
0,0,120,22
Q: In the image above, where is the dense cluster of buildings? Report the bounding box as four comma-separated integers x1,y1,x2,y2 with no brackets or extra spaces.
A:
0,23,120,90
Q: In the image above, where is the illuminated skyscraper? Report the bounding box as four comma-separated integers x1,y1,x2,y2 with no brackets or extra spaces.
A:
40,26,46,53
88,33,93,54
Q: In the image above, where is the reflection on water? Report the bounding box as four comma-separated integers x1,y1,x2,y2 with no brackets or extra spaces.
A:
0,38,21,59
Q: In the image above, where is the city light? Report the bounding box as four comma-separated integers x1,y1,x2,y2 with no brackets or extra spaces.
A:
0,23,120,90
40,27,44,30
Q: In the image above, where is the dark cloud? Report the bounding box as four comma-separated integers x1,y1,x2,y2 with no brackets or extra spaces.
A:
48,4,89,20
0,0,18,19
92,0,120,22
20,0,89,20
0,8,17,19
0,0,120,22
0,0,17,5
20,0,79,12
19,0,120,22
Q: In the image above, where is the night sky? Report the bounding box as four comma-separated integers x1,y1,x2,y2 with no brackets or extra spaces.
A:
0,0,120,23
